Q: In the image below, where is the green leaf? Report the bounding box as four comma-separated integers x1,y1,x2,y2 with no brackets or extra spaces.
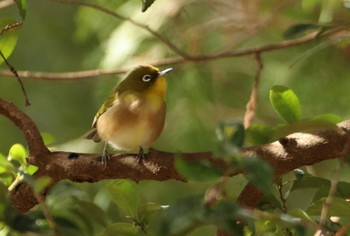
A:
4,206,40,232
204,200,242,235
25,164,38,175
259,193,283,211
107,180,139,218
335,182,350,198
307,197,350,216
175,158,223,181
0,19,21,64
32,176,52,194
271,119,337,140
311,113,342,124
239,157,273,191
75,200,109,227
8,143,27,166
159,195,204,235
70,207,97,236
141,0,156,12
245,124,274,145
54,207,94,235
101,223,138,236
217,121,245,149
14,0,27,20
0,154,15,176
160,196,244,236
291,175,330,191
288,208,314,222
0,182,9,217
138,202,166,223
269,86,302,124
283,23,321,39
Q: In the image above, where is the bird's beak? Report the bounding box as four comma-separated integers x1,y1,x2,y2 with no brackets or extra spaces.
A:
158,68,173,77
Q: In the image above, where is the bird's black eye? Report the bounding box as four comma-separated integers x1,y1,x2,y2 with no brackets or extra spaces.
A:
142,74,152,82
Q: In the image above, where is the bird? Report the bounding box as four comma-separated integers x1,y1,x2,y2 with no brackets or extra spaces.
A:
85,65,173,164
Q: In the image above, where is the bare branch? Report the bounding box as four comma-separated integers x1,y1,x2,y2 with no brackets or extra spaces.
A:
2,97,350,212
317,127,350,233
0,29,344,80
0,50,30,106
53,0,189,59
244,52,263,128
318,159,344,234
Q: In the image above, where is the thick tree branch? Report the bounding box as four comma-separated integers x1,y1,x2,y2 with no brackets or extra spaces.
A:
0,98,49,160
2,97,350,213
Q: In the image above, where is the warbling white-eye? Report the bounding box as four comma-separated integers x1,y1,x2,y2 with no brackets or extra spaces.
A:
85,65,173,164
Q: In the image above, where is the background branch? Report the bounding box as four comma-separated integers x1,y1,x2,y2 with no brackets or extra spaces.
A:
54,0,189,58
243,52,263,128
0,29,345,80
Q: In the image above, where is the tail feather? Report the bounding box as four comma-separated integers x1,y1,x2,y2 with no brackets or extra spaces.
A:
84,128,101,143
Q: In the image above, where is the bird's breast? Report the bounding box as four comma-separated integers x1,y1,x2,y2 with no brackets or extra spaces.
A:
96,92,166,151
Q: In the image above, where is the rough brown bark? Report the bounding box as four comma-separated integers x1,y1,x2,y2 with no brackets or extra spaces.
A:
1,97,350,213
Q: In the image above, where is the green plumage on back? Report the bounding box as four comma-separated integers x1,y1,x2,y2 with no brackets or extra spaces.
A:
92,86,119,128
85,86,119,142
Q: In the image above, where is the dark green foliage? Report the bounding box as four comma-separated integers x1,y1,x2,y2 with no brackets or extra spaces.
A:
159,195,243,236
216,121,245,155
14,0,27,20
238,157,273,192
283,23,322,39
175,158,223,181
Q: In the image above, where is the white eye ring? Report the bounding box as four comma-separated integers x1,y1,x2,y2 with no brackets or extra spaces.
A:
142,74,152,82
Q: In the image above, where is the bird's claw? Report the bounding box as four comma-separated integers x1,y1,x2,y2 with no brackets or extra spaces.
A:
135,147,146,163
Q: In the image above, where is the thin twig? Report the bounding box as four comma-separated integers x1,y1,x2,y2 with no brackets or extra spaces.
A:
0,50,30,106
54,0,189,59
318,158,345,235
277,179,288,213
317,131,350,235
0,22,22,38
0,30,338,81
277,182,293,236
244,52,263,128
34,193,60,236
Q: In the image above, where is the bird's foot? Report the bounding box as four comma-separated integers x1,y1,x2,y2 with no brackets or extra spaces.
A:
101,150,111,166
135,146,147,163
101,141,111,166
115,147,147,164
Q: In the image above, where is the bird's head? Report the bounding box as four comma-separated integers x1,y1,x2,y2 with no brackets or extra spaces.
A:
118,65,173,97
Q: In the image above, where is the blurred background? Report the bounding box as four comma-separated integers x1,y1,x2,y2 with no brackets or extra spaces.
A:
2,0,350,154
2,0,350,235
